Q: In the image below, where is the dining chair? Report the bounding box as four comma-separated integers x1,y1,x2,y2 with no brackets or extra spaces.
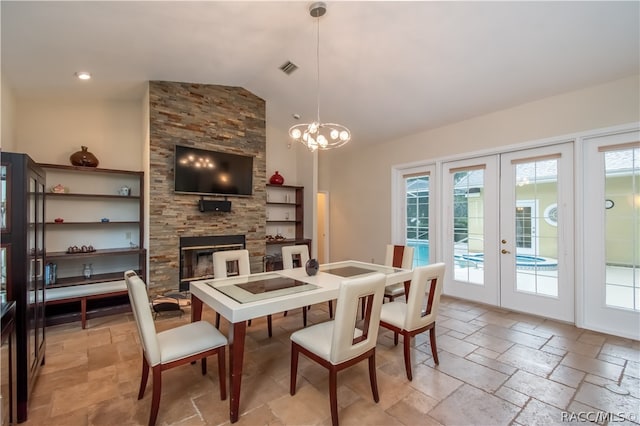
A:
379,262,445,381
360,244,414,319
290,272,386,426
281,245,333,326
213,249,273,337
124,271,227,426
383,244,415,301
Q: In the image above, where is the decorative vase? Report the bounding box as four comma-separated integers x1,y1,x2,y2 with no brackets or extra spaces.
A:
269,171,284,185
305,258,319,276
70,146,99,167
83,263,93,279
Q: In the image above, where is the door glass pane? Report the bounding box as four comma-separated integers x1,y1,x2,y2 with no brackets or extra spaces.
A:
453,170,484,285
605,148,639,310
514,160,558,297
405,175,429,267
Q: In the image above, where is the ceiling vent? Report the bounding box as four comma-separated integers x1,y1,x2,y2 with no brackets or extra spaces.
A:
279,61,298,75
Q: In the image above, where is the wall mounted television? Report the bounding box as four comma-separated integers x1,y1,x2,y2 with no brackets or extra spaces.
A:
174,145,254,197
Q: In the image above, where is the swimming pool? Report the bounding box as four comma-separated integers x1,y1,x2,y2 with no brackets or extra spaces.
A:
456,253,558,270
407,240,558,270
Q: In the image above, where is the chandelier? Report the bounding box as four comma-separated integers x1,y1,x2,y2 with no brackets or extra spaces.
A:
289,2,351,151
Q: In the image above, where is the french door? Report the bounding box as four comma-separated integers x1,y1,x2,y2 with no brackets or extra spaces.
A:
582,130,639,339
442,143,574,321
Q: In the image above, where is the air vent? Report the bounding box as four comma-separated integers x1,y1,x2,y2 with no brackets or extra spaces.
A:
279,61,298,75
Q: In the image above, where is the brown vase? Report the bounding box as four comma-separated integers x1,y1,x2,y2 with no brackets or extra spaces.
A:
269,171,284,185
70,146,99,167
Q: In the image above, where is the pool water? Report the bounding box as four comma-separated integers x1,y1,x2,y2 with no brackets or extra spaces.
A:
407,240,557,270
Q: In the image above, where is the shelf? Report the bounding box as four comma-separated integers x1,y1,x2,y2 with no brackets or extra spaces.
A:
266,220,300,224
45,221,139,226
38,163,143,176
266,238,311,245
266,202,297,206
46,193,140,200
266,184,303,189
46,271,137,288
46,247,145,260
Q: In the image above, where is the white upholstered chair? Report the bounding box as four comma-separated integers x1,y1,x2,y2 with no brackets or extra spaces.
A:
290,273,386,426
379,263,445,381
213,249,273,337
383,244,415,301
281,245,333,325
359,244,414,319
124,271,227,426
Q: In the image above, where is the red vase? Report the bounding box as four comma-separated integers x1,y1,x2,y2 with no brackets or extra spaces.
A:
269,171,284,185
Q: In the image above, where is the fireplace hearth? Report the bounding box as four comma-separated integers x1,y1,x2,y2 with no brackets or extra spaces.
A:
179,235,246,292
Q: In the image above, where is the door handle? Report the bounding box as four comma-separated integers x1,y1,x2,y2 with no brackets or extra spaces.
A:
501,249,511,254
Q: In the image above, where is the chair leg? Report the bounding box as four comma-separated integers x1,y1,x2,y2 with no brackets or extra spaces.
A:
429,326,439,365
394,331,399,346
284,310,288,317
403,333,413,381
290,343,299,395
329,368,339,426
302,306,307,327
215,312,221,329
149,365,162,426
138,357,149,400
201,357,207,375
328,300,333,318
368,352,380,403
218,348,227,400
267,315,273,337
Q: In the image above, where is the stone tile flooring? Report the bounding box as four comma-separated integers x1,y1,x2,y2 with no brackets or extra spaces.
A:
24,296,640,425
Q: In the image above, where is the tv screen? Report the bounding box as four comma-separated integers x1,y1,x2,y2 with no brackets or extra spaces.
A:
174,145,253,196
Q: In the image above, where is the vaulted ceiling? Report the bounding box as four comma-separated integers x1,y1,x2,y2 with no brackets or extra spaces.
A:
2,1,638,146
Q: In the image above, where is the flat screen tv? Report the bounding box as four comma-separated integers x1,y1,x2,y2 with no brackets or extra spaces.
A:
174,145,253,197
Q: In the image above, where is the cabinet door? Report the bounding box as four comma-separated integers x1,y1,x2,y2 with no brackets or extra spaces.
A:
27,177,37,372
35,179,45,361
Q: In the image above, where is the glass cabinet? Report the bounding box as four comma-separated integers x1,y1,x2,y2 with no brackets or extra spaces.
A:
1,152,46,423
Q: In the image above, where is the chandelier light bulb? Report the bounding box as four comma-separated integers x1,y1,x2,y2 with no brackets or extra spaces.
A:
330,129,339,140
339,130,350,141
291,128,302,139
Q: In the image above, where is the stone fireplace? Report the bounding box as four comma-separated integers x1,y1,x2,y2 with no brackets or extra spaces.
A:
148,81,266,295
179,235,246,291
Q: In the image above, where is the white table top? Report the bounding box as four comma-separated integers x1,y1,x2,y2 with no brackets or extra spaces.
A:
190,260,411,323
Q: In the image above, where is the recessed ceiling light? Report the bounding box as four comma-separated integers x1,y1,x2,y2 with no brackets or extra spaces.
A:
74,71,91,80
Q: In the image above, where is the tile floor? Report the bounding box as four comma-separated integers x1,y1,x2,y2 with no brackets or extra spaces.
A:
24,296,640,426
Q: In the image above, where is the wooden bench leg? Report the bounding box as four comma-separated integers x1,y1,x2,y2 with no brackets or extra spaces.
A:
81,298,87,329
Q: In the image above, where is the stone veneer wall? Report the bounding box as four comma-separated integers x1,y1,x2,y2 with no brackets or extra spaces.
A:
148,81,266,294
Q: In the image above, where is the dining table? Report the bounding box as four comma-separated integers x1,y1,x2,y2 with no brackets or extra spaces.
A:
189,259,412,423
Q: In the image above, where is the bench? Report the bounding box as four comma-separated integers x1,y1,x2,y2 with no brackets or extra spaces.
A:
46,281,129,329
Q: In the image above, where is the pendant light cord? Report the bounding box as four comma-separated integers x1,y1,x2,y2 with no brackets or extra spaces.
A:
316,14,321,123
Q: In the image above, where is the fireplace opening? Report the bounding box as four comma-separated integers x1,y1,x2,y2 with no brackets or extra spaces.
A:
179,235,246,292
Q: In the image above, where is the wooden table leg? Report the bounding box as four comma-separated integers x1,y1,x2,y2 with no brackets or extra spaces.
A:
191,295,203,322
229,321,247,423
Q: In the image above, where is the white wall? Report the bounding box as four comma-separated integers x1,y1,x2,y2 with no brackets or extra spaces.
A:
323,75,640,265
14,98,143,170
1,75,16,152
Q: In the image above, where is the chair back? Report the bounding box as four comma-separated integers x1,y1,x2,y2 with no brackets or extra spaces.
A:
404,263,446,331
385,245,414,269
213,249,251,278
330,272,386,364
282,245,310,269
124,270,162,366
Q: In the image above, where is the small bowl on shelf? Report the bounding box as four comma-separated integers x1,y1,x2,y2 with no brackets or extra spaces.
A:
54,218,64,223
